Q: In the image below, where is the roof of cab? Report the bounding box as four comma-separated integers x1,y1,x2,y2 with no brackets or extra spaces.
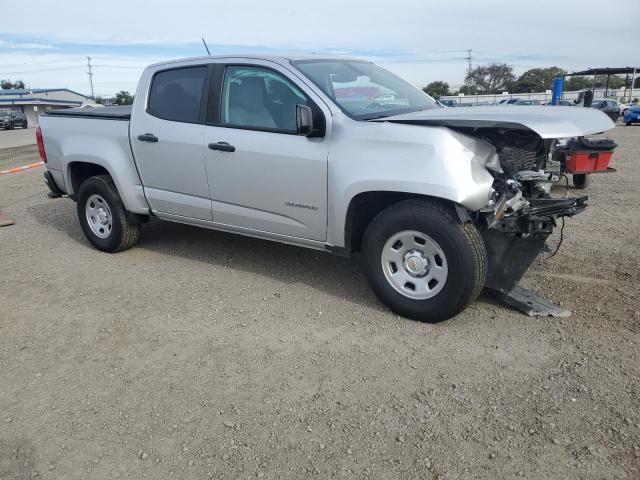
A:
146,54,368,69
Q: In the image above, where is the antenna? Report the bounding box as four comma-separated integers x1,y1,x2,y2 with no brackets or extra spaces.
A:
202,37,211,55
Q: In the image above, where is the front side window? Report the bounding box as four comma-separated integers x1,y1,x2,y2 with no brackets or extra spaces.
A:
220,66,308,132
292,59,438,120
148,66,206,123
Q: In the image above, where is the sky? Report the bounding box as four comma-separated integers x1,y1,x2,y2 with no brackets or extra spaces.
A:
1,0,639,97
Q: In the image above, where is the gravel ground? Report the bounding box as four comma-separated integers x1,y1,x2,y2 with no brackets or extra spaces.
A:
0,127,37,152
0,125,638,479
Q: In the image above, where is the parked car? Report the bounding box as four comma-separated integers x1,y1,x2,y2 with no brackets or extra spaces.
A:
0,110,28,130
544,99,577,106
624,105,640,125
37,55,615,322
513,99,541,106
498,98,520,105
439,99,458,107
590,99,620,121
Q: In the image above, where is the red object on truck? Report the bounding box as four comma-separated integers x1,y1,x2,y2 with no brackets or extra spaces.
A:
565,150,613,173
559,137,616,174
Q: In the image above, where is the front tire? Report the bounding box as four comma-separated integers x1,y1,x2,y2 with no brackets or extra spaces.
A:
23,120,28,129
362,200,487,322
77,175,140,252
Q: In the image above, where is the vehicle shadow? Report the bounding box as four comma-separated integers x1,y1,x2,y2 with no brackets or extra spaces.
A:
28,199,380,309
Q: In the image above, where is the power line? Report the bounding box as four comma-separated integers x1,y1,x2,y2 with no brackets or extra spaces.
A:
93,64,146,69
0,65,85,75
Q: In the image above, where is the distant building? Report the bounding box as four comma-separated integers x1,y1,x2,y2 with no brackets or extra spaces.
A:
0,88,101,126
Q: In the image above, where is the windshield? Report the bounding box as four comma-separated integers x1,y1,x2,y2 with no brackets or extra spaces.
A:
292,59,438,120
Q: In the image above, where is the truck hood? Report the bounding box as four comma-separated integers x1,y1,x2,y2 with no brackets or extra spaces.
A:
374,105,615,139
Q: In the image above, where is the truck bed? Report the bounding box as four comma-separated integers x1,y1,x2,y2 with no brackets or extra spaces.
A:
46,105,131,120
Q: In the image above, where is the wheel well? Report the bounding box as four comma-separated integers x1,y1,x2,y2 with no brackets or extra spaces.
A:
68,162,110,198
344,192,463,253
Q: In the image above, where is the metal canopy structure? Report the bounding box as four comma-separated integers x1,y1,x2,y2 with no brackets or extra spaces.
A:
566,67,638,76
563,67,638,101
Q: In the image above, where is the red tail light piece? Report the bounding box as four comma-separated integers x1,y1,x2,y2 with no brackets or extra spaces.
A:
36,127,47,163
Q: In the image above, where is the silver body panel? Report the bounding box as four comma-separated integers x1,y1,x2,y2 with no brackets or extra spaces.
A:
38,115,149,214
41,55,616,251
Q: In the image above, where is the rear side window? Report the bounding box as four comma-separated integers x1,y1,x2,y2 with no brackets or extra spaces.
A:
148,67,206,123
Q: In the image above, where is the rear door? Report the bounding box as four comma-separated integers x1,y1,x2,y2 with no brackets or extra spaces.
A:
203,61,330,241
130,64,212,220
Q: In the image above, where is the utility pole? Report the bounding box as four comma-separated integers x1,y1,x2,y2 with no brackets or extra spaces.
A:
87,56,95,99
465,49,472,91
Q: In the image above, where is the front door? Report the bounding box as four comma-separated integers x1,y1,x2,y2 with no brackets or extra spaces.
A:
130,65,212,220
204,63,329,241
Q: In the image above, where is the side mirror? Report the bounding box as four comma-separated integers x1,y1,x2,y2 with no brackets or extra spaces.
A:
296,104,313,136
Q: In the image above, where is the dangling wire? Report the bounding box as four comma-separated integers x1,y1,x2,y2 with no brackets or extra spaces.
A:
549,217,566,258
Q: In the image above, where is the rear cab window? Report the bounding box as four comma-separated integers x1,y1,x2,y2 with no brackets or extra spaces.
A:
147,66,207,123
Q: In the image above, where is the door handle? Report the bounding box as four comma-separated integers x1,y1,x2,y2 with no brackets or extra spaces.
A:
137,133,158,143
208,142,235,152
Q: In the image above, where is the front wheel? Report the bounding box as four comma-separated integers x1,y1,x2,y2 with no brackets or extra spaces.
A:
22,120,28,129
362,200,487,322
77,175,140,252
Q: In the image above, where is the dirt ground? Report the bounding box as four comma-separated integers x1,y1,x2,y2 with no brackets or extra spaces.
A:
1,125,638,480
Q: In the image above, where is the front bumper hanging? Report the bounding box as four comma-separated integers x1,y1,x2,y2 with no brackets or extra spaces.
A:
481,196,587,317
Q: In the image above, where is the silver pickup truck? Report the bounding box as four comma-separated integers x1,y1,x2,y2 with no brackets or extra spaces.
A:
38,55,614,322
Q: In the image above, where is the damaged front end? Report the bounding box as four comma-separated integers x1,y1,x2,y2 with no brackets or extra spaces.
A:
376,106,616,315
471,129,593,316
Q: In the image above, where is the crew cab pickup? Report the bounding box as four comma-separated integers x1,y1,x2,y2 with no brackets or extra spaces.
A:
38,55,615,322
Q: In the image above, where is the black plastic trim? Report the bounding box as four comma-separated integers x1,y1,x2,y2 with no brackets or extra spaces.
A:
43,170,65,197
45,106,131,120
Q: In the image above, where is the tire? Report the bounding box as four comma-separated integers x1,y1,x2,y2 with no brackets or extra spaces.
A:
573,173,590,189
8,122,14,130
76,175,140,252
626,122,632,126
23,120,28,129
362,200,487,322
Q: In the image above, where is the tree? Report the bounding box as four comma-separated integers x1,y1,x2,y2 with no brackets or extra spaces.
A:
465,63,515,94
115,91,134,105
513,67,566,93
422,81,450,100
1,79,26,90
457,85,478,96
564,76,591,91
564,74,626,91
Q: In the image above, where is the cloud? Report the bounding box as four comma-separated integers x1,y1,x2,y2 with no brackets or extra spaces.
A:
0,40,55,50
0,0,638,94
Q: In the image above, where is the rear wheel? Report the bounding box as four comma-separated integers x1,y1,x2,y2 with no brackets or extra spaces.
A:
23,120,28,129
362,200,486,322
77,175,140,252
573,173,590,189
